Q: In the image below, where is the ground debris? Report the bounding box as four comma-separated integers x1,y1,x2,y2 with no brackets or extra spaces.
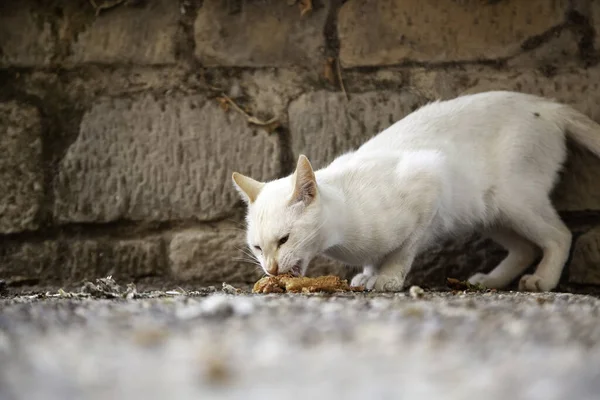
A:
446,278,488,292
81,276,124,298
222,282,244,295
5,277,218,301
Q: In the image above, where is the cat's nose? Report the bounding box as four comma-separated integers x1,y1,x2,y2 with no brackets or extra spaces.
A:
266,261,279,275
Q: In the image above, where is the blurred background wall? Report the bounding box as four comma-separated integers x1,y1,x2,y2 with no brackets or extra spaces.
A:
2,0,600,290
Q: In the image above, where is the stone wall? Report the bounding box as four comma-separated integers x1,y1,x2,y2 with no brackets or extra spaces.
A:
2,0,600,290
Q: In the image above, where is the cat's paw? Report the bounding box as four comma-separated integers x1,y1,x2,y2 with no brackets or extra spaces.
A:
518,274,555,292
468,273,496,289
351,273,376,288
372,275,405,292
351,273,404,292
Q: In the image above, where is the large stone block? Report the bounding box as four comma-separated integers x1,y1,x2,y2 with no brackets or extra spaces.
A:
194,0,329,67
461,67,600,211
0,237,166,283
69,0,179,65
0,240,59,283
570,226,600,285
169,224,261,283
53,94,281,223
507,29,581,70
0,102,44,234
288,91,426,169
61,237,166,282
338,0,570,67
0,3,57,66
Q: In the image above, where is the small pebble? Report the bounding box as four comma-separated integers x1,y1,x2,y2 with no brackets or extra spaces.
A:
409,285,425,299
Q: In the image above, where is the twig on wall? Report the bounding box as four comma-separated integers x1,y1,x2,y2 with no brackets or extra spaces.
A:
217,95,280,133
337,58,348,101
89,0,127,16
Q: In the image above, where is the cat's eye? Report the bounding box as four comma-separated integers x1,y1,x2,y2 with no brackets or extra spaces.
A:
278,235,289,247
253,245,262,252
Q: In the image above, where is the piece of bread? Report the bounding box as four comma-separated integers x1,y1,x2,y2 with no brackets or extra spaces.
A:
252,274,365,294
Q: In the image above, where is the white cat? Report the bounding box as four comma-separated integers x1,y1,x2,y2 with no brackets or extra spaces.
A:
232,91,600,292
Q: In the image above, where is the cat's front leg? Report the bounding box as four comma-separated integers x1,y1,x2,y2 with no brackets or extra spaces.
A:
370,247,417,292
350,265,376,288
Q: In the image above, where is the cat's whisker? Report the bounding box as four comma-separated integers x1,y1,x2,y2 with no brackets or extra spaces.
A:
224,218,246,227
236,248,259,263
232,255,259,262
222,226,248,233
232,258,262,267
253,265,264,272
234,244,257,255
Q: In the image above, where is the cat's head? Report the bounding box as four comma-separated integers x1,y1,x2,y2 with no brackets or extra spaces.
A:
232,155,323,277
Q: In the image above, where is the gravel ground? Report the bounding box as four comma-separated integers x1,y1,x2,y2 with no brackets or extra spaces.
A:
1,283,600,400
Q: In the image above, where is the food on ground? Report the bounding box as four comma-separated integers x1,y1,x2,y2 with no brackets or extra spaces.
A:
253,274,365,294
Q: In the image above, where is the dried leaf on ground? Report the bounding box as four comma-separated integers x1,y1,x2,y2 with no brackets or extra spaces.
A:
447,277,487,292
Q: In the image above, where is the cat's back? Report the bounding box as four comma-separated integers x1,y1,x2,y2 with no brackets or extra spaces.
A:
356,91,558,154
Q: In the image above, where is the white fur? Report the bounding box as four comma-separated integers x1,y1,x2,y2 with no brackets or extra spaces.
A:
234,91,600,292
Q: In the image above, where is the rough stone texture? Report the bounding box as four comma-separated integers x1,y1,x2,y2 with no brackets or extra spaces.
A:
234,70,307,125
288,91,426,169
338,0,571,67
591,1,600,47
0,241,59,283
53,94,281,223
69,0,179,65
0,102,43,234
570,227,600,285
0,3,57,67
0,237,166,283
62,237,167,282
507,29,582,70
169,224,260,283
554,143,600,212
2,291,600,399
194,0,329,67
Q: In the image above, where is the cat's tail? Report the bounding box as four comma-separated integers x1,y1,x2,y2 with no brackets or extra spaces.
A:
559,105,600,157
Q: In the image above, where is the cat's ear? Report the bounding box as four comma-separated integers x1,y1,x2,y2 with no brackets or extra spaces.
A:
232,172,265,204
291,154,317,206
